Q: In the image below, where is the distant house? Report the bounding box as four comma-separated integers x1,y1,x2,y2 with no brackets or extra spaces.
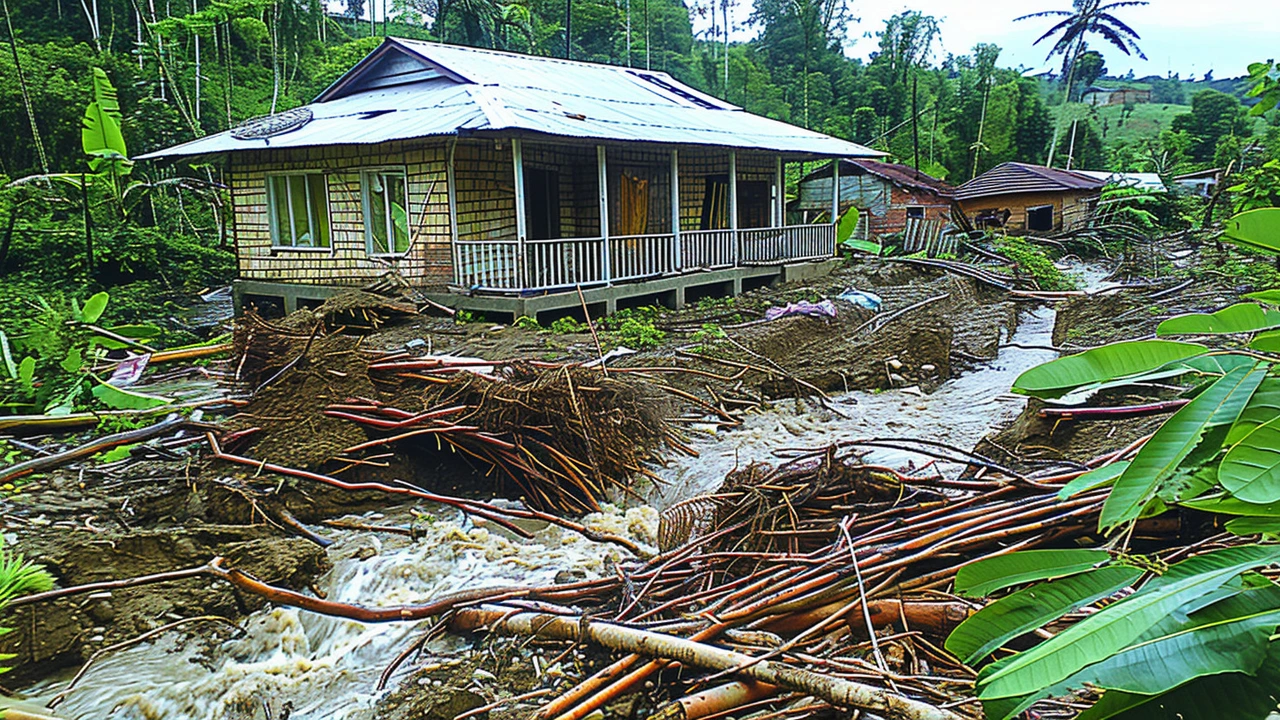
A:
955,162,1105,233
1082,85,1153,106
141,38,881,322
1172,168,1223,197
1076,170,1167,193
794,159,954,237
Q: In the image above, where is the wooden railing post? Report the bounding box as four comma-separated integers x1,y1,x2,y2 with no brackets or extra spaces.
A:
830,158,840,258
774,155,784,228
512,138,528,289
728,150,739,267
671,149,681,272
597,145,611,285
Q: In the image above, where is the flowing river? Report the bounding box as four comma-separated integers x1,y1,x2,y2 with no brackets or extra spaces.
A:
23,288,1088,719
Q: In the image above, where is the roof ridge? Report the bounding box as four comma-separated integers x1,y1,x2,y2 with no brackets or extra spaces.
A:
390,37,677,79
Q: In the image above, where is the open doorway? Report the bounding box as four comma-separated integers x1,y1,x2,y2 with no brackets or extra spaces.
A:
1026,204,1054,233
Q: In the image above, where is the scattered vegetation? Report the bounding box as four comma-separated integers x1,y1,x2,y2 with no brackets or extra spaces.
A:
995,236,1079,291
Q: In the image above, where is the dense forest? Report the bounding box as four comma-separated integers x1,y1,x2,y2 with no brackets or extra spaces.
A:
2,0,1275,184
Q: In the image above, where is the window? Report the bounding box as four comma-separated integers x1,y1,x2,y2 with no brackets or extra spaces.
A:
906,206,926,220
1026,204,1054,232
362,170,410,255
267,174,330,249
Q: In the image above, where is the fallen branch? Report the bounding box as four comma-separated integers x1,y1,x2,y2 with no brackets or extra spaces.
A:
452,607,963,720
1038,399,1190,420
0,414,186,485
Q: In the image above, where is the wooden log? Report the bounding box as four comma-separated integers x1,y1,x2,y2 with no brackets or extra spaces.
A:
0,415,186,485
452,608,963,720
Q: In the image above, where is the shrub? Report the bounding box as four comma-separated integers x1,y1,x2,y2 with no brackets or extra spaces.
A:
996,236,1078,291
613,317,666,349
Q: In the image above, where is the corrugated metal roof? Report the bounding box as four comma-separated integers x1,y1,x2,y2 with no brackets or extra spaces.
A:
1076,170,1167,193
955,162,1105,202
141,38,884,160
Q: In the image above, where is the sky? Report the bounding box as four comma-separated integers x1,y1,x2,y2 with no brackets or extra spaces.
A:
792,0,1273,80
340,0,1272,80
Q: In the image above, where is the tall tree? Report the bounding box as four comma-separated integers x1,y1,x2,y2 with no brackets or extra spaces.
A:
1016,0,1147,165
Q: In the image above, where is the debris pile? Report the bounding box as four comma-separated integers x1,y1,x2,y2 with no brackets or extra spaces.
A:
226,311,678,513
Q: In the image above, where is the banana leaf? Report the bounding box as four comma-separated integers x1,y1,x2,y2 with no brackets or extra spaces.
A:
954,549,1112,597
977,544,1280,701
1222,208,1280,254
947,566,1142,664
1100,364,1267,532
1157,304,1280,336
1013,340,1207,399
1058,461,1130,499
1244,290,1280,306
1250,330,1280,352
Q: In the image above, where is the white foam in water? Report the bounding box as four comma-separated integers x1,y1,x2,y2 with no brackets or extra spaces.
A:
28,507,657,719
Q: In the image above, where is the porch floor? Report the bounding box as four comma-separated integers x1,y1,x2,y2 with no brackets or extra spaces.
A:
234,258,840,325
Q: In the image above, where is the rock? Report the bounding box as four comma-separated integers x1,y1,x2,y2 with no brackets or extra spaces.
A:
886,358,904,371
888,373,907,386
921,363,937,374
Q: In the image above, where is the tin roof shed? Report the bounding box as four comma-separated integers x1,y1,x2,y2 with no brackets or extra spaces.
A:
141,38,884,160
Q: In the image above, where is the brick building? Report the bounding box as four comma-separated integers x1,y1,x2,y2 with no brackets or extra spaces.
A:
794,159,954,237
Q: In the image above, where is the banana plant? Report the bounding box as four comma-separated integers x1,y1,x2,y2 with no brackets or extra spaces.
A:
949,294,1280,719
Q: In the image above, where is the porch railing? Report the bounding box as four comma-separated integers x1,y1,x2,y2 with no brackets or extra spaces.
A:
526,237,607,289
610,233,678,281
680,229,735,270
739,223,834,265
454,223,835,293
455,240,521,291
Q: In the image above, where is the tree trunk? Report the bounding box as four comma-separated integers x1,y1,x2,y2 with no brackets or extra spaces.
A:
2,0,49,174
81,173,95,277
0,210,17,274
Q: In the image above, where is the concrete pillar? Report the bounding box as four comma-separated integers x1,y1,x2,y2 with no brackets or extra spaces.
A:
774,155,785,227
729,150,738,266
831,158,840,224
512,138,528,288
671,148,681,271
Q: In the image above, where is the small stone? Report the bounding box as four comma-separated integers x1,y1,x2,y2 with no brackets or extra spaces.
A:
920,363,936,373
888,373,907,385
355,546,377,561
886,358,904,371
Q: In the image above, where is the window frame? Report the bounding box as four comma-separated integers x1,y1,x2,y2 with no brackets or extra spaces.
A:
1025,203,1055,232
905,205,926,220
266,172,332,252
360,166,413,257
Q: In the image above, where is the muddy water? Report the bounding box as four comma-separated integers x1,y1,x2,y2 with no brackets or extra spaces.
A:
24,298,1071,720
653,305,1059,506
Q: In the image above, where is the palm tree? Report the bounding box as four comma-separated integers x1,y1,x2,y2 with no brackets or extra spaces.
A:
1016,0,1147,166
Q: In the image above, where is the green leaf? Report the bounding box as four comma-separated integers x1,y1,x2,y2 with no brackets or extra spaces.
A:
0,331,16,379
1180,494,1280,516
1100,364,1268,532
977,544,1280,701
1059,461,1130,500
946,566,1142,664
954,549,1111,598
1222,208,1280,255
59,347,83,375
81,68,128,160
1226,376,1280,445
1220,416,1280,503
1073,583,1280,695
1012,340,1207,399
1251,330,1280,353
96,443,138,463
80,292,109,324
16,357,35,394
1157,304,1280,336
91,379,172,410
1244,290,1280,306
835,205,861,244
1224,516,1280,537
